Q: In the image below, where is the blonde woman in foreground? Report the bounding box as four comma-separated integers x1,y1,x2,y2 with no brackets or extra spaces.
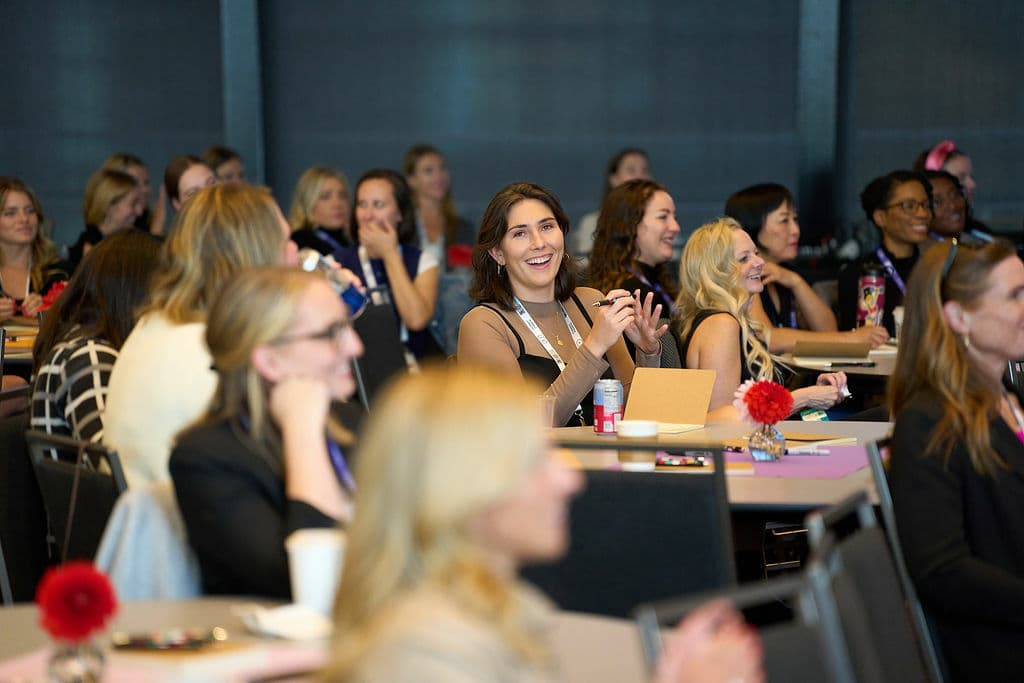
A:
323,365,764,683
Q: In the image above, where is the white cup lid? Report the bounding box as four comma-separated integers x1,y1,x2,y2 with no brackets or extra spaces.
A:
617,419,658,438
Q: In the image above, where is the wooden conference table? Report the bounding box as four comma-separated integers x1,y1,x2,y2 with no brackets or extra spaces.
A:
552,419,891,511
0,598,647,683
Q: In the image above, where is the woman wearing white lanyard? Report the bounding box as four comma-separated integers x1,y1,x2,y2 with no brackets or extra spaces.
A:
837,170,931,337
725,183,889,353
458,182,665,427
0,177,67,321
337,169,440,360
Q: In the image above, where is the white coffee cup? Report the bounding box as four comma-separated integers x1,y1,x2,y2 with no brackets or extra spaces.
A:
617,419,659,471
285,528,346,616
892,306,905,341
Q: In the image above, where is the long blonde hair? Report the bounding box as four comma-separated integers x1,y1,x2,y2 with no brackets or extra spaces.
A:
141,184,286,324
0,177,60,291
198,267,351,471
288,166,350,233
324,366,550,680
889,238,1017,474
674,217,773,380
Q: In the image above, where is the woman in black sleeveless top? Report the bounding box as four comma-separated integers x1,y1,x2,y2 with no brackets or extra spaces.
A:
674,218,848,422
457,183,665,427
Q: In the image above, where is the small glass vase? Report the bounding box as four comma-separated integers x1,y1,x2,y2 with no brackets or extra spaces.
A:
748,423,786,462
47,639,105,683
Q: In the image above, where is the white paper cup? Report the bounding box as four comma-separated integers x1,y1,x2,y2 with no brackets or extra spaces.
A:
892,306,904,341
617,420,658,471
285,528,346,616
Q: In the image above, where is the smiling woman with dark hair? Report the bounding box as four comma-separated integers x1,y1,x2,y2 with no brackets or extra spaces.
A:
458,182,665,427
836,170,931,336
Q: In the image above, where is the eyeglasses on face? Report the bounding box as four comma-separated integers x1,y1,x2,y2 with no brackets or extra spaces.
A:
884,199,932,214
273,319,352,346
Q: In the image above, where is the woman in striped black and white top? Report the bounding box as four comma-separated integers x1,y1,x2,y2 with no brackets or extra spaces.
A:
31,230,160,443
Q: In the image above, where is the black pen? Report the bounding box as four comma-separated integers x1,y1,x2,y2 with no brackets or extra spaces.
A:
592,295,634,307
824,361,875,368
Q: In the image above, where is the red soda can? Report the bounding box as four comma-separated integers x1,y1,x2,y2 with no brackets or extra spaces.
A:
593,379,623,434
857,266,885,328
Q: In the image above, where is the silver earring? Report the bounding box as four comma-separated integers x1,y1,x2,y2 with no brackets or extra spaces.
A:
497,262,503,275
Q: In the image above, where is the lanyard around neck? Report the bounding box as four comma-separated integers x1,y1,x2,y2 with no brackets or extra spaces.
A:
874,247,907,296
632,267,676,312
512,297,583,370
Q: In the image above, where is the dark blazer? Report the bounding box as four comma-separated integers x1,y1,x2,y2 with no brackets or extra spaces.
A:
169,417,340,599
890,389,1024,682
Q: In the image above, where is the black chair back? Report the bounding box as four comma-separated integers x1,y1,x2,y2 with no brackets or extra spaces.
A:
863,441,947,681
636,573,858,683
25,431,128,563
351,302,408,410
806,492,939,683
0,412,48,603
523,450,734,618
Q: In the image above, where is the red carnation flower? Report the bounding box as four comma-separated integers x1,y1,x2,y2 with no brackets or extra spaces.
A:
39,280,68,311
743,380,794,425
36,562,118,642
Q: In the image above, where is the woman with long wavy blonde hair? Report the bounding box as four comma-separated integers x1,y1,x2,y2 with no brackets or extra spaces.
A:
323,365,765,683
674,218,847,421
103,183,298,486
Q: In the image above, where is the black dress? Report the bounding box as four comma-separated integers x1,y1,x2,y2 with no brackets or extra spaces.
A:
890,388,1024,681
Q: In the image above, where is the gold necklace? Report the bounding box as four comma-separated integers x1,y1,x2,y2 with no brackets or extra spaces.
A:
555,332,564,347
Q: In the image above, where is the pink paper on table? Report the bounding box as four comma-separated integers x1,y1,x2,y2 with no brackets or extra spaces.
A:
725,445,868,479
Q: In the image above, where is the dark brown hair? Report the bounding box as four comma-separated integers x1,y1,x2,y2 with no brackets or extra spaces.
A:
588,179,677,298
469,182,577,309
33,230,161,371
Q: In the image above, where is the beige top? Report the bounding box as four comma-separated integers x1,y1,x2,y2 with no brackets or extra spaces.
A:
345,582,558,683
457,287,658,426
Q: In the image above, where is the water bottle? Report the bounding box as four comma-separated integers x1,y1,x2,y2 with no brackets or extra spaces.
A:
298,249,368,319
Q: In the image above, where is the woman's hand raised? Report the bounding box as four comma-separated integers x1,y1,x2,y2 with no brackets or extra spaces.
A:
582,289,636,358
624,290,668,355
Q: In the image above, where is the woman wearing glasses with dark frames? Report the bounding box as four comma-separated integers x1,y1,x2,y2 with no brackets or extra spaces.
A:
170,267,364,599
837,170,932,337
888,236,1024,681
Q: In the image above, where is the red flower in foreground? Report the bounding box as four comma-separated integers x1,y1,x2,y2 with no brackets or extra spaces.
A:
36,562,117,642
743,381,794,425
39,281,68,311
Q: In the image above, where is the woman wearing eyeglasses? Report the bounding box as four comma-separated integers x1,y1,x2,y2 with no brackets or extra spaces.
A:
837,170,931,337
170,267,363,599
888,237,1024,681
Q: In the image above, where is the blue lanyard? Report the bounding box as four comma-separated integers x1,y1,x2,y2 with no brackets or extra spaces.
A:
874,248,907,296
632,269,676,312
315,228,348,257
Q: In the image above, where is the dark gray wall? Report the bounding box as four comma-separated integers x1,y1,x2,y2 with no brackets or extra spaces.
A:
3,1,1023,249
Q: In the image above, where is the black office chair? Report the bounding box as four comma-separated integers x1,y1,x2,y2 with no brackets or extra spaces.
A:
806,491,941,683
522,449,735,618
636,572,860,683
25,431,128,563
863,441,948,681
351,302,409,410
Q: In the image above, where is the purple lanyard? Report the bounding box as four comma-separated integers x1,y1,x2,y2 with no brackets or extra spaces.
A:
316,228,347,256
632,270,676,312
327,440,356,493
874,248,907,296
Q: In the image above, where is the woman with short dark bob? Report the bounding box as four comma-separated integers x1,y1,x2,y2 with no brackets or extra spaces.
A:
725,183,888,352
458,182,665,427
336,169,440,359
588,179,679,313
888,236,1024,681
31,230,160,443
